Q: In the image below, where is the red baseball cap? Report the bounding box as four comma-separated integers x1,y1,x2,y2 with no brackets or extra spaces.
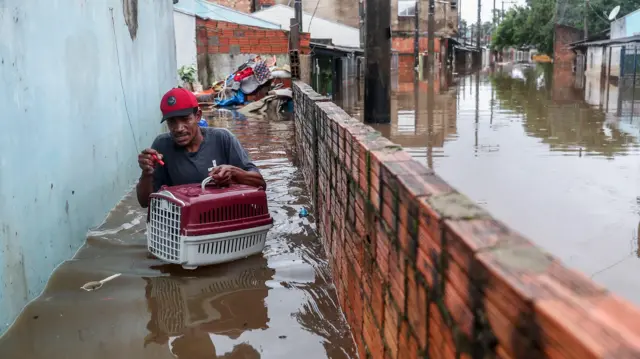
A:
160,87,199,122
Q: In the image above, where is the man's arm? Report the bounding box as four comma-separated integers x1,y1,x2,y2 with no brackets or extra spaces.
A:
136,145,166,208
232,168,266,188
136,173,155,208
224,130,267,189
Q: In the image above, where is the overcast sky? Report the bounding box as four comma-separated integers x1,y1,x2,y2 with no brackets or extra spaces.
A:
459,0,527,23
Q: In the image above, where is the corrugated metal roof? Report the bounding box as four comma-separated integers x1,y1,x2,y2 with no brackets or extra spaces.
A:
310,41,364,55
252,4,361,48
174,0,282,30
571,34,640,48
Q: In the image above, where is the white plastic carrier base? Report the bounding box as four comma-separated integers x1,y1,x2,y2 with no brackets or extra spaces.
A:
148,224,272,270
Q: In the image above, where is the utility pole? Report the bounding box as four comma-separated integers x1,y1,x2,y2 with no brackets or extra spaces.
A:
359,0,365,48
458,0,462,41
584,0,589,40
428,0,435,73
294,0,303,32
364,0,391,123
493,0,496,26
476,0,481,47
414,0,421,70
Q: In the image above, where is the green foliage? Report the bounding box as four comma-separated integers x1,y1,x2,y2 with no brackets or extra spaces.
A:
492,3,554,54
178,64,197,84
559,0,640,34
493,0,640,55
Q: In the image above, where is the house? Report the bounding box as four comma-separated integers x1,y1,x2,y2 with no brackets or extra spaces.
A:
173,0,311,87
173,0,281,71
251,4,361,48
570,8,640,81
389,0,459,80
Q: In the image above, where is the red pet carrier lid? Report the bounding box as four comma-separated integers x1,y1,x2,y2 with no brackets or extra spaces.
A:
149,178,272,236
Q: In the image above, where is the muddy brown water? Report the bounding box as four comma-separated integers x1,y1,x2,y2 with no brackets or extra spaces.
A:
0,111,356,358
339,64,640,305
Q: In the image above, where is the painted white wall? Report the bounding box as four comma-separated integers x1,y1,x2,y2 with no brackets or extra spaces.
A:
586,46,604,77
252,4,361,48
584,72,603,106
610,46,622,76
174,9,197,71
0,0,177,334
611,9,640,39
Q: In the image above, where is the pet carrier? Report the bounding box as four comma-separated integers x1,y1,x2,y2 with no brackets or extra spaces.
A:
146,176,273,270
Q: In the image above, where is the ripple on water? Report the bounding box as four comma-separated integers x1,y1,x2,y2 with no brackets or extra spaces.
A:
0,113,356,358
338,67,640,305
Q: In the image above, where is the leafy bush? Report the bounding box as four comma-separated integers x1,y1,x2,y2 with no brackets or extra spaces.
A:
178,65,197,84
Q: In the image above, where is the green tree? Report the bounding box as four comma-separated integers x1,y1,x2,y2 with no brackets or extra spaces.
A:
493,0,640,55
459,19,469,40
559,0,640,35
492,1,555,54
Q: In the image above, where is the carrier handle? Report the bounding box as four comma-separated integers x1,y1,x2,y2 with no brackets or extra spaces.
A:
201,176,216,191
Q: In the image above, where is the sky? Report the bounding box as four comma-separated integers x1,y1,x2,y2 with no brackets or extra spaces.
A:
459,0,527,23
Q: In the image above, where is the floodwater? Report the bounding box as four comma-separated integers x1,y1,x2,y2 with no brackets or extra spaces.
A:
339,64,640,305
0,111,356,358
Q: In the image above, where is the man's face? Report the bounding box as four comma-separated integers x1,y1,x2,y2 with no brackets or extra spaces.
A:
166,109,202,147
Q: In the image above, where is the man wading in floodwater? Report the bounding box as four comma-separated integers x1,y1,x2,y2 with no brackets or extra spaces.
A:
136,87,266,208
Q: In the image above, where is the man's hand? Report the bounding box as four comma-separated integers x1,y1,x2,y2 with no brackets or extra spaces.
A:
138,148,163,176
209,165,237,186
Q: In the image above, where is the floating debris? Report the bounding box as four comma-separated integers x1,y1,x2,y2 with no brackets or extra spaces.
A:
81,273,122,292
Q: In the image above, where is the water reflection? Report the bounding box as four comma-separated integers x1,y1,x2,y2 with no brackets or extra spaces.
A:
492,66,640,158
143,258,272,358
0,112,355,359
339,64,640,305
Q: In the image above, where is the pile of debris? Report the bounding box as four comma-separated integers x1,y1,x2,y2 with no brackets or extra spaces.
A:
193,55,293,118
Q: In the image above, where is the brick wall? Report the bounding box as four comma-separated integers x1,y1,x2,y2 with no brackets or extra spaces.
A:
393,38,441,82
196,18,310,56
392,37,442,55
293,80,640,359
258,0,275,6
554,24,583,69
391,0,457,36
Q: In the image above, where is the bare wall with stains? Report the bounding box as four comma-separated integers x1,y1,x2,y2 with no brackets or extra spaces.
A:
0,0,177,334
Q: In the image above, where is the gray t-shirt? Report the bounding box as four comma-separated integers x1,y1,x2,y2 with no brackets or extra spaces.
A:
151,127,259,192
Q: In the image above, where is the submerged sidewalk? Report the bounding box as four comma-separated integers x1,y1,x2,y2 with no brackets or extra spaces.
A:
0,112,356,358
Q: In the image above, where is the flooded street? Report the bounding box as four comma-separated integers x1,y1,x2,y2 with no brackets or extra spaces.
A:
0,113,355,358
340,64,640,305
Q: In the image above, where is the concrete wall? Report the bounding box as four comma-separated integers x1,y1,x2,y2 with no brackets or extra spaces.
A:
392,0,457,37
586,46,605,77
275,0,361,28
611,9,640,39
209,0,253,13
584,74,604,106
293,81,640,359
195,18,310,86
0,0,176,334
608,46,623,77
174,9,197,71
251,5,361,48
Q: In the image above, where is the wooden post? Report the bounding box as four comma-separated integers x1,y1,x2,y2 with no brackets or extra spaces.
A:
364,0,391,123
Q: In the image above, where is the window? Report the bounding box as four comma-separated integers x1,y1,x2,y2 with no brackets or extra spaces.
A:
398,0,416,17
